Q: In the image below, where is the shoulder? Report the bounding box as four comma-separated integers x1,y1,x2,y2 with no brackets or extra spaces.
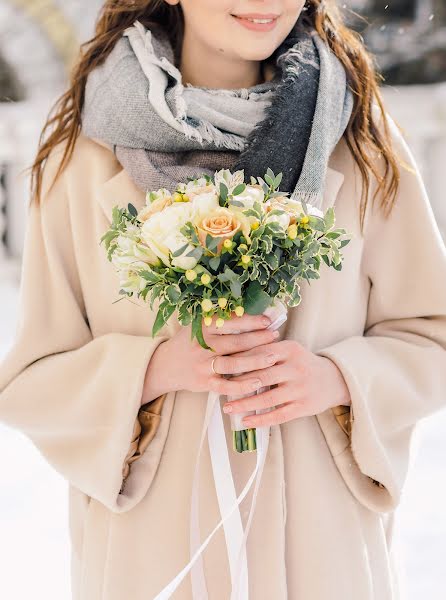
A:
40,132,121,201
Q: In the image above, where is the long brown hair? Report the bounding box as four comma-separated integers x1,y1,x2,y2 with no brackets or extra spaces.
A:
27,0,412,232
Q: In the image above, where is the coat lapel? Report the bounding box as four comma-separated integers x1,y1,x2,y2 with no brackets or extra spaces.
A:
96,150,345,224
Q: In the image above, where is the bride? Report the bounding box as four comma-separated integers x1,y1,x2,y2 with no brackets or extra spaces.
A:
1,1,446,599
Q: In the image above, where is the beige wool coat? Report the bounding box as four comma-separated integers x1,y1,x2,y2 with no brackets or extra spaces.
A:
1,108,446,600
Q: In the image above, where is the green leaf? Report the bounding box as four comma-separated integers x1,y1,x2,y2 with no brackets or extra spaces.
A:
166,284,181,304
127,203,138,217
244,280,272,315
171,242,190,257
185,246,203,260
209,256,221,271
139,270,161,283
274,172,283,188
230,279,242,298
232,183,246,196
192,309,212,350
230,199,245,208
219,182,228,202
324,206,335,230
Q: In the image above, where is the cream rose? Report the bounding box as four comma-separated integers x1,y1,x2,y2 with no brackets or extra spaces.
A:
138,195,173,222
112,235,161,268
229,183,265,210
195,207,241,254
140,202,196,267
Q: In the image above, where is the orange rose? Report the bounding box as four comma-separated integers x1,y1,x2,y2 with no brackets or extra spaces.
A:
197,208,241,254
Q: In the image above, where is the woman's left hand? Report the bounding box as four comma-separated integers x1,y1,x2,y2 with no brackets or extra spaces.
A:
221,339,351,428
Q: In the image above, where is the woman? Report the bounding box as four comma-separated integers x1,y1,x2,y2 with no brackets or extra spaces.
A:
1,1,446,599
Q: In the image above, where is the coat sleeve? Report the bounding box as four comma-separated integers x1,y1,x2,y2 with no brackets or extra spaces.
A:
315,114,446,514
0,146,174,513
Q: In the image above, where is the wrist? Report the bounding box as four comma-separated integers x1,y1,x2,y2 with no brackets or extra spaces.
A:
322,357,351,408
141,339,173,406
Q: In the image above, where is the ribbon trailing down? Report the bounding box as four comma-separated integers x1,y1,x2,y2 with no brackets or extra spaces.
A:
153,300,287,600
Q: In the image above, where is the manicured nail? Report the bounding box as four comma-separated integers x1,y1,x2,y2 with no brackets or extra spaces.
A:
262,317,271,327
223,404,232,413
273,330,280,338
266,353,276,364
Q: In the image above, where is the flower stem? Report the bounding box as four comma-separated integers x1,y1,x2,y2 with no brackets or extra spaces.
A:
247,428,256,451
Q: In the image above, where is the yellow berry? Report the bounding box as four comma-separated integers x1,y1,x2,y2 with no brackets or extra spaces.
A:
241,254,251,265
173,192,183,202
218,297,228,309
300,215,309,224
235,305,244,317
287,224,297,240
250,220,260,230
201,298,213,312
201,273,211,285
204,316,213,326
215,318,225,328
223,239,232,249
239,243,248,252
185,269,197,281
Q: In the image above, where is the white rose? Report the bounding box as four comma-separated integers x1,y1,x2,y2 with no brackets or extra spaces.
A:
119,269,148,294
163,230,198,270
229,184,264,209
140,202,195,267
265,207,290,230
114,235,160,266
285,197,324,218
189,189,220,217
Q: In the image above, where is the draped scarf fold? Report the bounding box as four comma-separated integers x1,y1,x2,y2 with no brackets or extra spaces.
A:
81,18,354,209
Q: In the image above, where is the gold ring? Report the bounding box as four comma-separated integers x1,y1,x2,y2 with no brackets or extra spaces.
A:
211,356,219,375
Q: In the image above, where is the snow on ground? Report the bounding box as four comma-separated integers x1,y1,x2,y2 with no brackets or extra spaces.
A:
0,274,445,600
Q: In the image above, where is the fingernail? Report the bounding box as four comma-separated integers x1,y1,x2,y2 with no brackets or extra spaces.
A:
251,379,262,390
223,404,232,413
266,353,277,364
262,317,271,327
273,330,280,338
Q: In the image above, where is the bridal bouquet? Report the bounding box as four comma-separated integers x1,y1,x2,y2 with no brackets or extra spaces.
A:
100,168,352,452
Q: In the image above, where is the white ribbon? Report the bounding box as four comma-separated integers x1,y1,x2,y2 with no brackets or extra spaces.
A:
153,301,287,599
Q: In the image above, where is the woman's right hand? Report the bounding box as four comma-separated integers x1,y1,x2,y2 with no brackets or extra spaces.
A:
143,312,280,402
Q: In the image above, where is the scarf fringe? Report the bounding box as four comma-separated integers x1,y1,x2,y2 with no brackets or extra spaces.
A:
179,117,247,151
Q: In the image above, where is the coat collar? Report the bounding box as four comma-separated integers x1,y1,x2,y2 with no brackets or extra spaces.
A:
95,139,345,224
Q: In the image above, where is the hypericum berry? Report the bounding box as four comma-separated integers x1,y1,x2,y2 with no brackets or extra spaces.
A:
215,317,225,328
300,215,309,225
287,224,298,240
241,254,251,265
201,298,213,312
235,305,244,317
186,269,197,281
201,273,211,285
204,316,213,326
239,243,248,252
218,297,228,309
223,239,232,249
250,221,260,230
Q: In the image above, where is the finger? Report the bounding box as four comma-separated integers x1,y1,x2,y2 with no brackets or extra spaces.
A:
208,374,268,398
223,381,289,414
224,364,289,393
212,350,279,375
241,402,298,428
204,313,271,336
225,339,290,361
210,328,279,355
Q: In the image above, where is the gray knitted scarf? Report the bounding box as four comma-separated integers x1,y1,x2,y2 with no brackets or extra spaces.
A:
82,18,354,209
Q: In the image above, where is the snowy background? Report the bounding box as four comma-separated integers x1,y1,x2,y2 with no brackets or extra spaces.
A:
1,1,446,599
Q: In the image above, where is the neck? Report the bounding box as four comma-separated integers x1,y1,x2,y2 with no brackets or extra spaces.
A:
179,33,268,89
